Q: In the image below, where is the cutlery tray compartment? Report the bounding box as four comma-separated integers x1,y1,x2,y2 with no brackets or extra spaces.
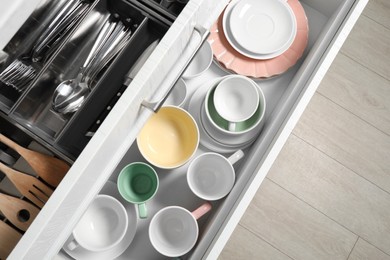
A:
0,126,51,202
56,17,169,158
137,0,189,20
0,0,92,113
7,0,170,159
0,116,67,235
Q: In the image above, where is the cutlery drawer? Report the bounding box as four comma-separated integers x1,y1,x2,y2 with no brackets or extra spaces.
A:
0,0,96,113
12,2,170,159
137,0,190,19
0,116,68,259
1,0,225,258
1,0,368,258
0,0,176,160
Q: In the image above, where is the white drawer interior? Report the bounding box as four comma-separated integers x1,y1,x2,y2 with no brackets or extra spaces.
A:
55,0,364,259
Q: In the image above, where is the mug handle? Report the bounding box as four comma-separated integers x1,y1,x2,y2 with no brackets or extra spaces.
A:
67,239,79,251
138,203,148,219
191,202,212,220
228,122,236,131
228,150,244,165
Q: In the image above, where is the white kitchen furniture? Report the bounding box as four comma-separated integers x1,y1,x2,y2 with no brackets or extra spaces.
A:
0,0,368,258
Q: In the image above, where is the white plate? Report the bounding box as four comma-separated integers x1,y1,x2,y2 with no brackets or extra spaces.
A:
63,181,138,260
223,0,296,59
182,41,213,79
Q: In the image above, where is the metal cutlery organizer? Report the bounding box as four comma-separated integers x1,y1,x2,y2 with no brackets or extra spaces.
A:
0,0,185,160
138,0,190,19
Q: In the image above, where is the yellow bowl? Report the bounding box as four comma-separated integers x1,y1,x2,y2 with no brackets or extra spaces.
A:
137,106,199,169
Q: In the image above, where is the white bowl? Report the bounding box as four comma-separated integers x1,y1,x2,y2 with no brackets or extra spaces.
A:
164,78,187,107
182,41,213,79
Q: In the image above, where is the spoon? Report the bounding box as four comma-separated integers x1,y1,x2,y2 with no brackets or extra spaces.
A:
52,17,114,113
52,19,130,114
0,192,39,231
0,221,22,259
0,134,70,187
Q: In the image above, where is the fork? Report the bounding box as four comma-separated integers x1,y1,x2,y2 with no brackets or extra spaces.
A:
0,0,89,92
0,162,53,209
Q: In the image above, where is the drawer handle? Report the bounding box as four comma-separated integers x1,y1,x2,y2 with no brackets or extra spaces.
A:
141,25,209,113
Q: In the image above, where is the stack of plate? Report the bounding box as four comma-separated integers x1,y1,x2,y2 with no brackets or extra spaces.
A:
208,0,309,79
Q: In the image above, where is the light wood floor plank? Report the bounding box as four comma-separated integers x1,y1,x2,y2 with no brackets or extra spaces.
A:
341,15,390,81
240,179,357,260
222,3,390,259
293,93,390,193
268,134,390,256
348,238,390,260
363,0,390,29
317,53,390,135
218,225,292,260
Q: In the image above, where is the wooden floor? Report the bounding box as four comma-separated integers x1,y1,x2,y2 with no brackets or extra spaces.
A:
220,1,390,259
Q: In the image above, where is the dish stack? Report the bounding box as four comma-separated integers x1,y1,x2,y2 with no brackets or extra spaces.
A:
208,0,309,79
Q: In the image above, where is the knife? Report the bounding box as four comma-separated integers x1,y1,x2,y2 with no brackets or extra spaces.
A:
85,40,159,137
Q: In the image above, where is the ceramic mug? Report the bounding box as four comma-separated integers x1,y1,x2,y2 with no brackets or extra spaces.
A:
67,195,128,252
137,106,199,169
187,150,244,201
117,162,159,219
149,202,212,257
213,76,259,131
164,78,187,107
202,76,266,147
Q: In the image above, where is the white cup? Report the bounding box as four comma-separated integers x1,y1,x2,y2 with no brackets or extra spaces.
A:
149,202,212,257
187,150,244,201
202,76,267,147
182,41,213,79
164,78,187,107
213,76,259,131
67,195,128,252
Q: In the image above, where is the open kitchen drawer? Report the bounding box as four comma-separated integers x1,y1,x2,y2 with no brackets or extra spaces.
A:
0,0,368,258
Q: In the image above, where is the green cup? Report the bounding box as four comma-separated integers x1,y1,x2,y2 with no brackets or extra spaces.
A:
117,162,159,219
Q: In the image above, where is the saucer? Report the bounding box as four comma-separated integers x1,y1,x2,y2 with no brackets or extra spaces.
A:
209,0,308,78
63,181,137,260
186,77,255,153
223,0,296,59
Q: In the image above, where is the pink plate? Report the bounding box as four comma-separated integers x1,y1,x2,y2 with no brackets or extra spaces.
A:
208,0,308,79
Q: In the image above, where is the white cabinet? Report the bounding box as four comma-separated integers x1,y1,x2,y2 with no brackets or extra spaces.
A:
0,0,368,259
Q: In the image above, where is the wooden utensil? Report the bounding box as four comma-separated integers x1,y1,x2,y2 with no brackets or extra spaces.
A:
0,221,22,259
0,162,53,208
0,192,39,231
0,134,70,187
